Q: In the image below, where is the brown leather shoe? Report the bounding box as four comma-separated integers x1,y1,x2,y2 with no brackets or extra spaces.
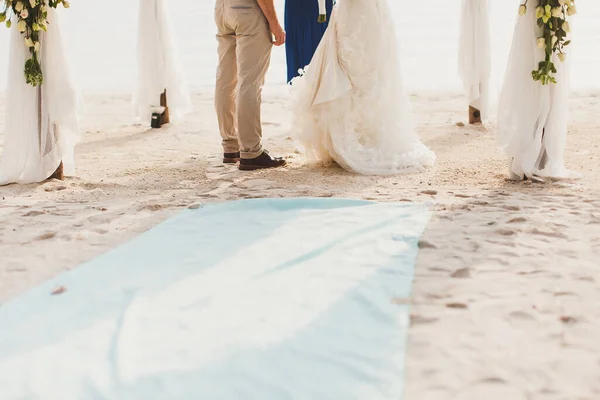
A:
223,152,241,164
239,151,286,171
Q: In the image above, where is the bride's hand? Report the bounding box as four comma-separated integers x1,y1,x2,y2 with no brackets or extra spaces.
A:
269,22,286,46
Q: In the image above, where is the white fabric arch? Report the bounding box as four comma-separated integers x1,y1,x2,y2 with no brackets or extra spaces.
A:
458,0,491,121
0,1,192,185
133,0,192,125
497,3,577,180
0,9,80,185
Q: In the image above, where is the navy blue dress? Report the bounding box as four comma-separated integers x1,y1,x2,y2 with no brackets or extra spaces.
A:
284,0,335,83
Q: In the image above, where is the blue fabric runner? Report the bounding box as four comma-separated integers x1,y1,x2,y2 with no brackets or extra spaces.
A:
0,198,430,400
284,0,334,83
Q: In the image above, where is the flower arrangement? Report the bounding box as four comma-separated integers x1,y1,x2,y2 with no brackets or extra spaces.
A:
0,0,70,86
519,0,577,85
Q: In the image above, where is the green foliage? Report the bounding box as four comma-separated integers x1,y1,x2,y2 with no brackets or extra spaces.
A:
520,0,577,85
1,0,71,86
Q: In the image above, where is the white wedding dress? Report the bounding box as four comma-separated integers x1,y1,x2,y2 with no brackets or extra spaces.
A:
290,0,435,175
497,4,577,180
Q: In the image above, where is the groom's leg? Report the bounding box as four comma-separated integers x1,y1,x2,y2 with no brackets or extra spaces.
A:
215,2,239,155
234,4,273,159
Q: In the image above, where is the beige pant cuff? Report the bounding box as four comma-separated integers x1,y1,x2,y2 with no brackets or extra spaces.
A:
241,148,264,159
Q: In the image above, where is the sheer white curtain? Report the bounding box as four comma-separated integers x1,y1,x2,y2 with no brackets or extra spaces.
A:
133,0,192,124
497,4,576,179
0,9,80,185
458,0,491,120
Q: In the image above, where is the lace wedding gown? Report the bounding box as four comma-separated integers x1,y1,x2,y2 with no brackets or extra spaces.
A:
290,0,435,175
497,4,577,180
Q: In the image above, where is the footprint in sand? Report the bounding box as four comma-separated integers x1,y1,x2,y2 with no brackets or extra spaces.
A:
560,316,579,325
446,302,469,310
509,311,536,321
240,179,274,190
530,228,567,239
450,268,471,279
22,210,45,217
138,204,166,212
479,377,508,384
207,170,240,181
34,232,57,241
496,228,518,236
553,291,576,297
410,314,440,325
507,217,527,224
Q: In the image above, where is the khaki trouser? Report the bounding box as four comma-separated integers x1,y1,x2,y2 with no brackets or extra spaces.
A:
214,0,273,159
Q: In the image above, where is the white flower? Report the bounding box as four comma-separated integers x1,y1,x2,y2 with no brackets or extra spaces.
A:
34,41,40,53
558,53,566,62
563,21,571,32
29,0,37,7
14,1,24,12
567,5,577,16
63,1,70,8
551,7,562,18
559,0,567,5
535,6,544,18
518,5,527,16
17,19,27,32
537,37,546,49
20,9,29,18
24,37,34,48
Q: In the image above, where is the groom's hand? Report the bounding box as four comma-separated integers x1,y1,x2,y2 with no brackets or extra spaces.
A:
256,0,285,46
270,22,286,46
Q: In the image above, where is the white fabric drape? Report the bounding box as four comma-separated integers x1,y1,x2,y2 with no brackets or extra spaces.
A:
0,9,80,185
458,0,491,120
497,4,576,179
133,0,192,124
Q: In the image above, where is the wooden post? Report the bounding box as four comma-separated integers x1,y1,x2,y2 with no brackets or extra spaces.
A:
538,128,548,169
38,86,64,180
48,161,64,180
160,89,170,125
469,105,482,125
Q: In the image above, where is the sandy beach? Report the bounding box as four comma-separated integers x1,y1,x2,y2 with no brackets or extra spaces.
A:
1,86,599,398
2,0,600,397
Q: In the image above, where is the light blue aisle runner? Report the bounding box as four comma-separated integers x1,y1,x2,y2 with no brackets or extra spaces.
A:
0,198,431,400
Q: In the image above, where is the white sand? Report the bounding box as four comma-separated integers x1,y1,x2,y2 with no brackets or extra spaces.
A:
1,88,599,399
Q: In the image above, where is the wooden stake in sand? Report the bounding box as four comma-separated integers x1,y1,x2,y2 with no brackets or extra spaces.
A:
160,89,170,125
152,90,170,128
458,0,490,126
469,105,482,125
